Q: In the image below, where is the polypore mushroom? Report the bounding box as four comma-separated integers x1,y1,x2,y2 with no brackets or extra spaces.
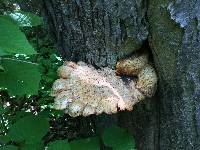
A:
116,52,149,76
136,65,157,97
51,79,69,96
50,52,157,117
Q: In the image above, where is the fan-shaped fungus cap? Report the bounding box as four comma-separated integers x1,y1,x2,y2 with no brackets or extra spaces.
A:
50,54,157,117
82,105,96,116
136,65,157,97
68,102,85,117
57,61,77,78
53,91,73,110
116,52,148,76
51,79,69,96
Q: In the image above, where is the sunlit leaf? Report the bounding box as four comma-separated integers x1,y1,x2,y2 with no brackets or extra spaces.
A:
8,115,49,144
7,11,43,27
102,126,135,150
70,137,100,150
0,15,36,56
0,58,41,96
47,140,71,150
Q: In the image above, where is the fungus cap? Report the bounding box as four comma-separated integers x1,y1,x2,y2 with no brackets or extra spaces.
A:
136,65,157,97
50,54,157,117
116,53,148,76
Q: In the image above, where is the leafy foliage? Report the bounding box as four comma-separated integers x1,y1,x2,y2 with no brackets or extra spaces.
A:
0,58,41,96
7,11,43,27
102,126,136,150
70,137,100,150
8,114,49,144
19,143,44,150
47,140,71,150
0,145,18,150
46,137,100,150
0,16,36,56
0,5,43,96
0,64,4,71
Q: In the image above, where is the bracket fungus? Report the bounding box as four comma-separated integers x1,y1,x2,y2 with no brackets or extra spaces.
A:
50,53,157,117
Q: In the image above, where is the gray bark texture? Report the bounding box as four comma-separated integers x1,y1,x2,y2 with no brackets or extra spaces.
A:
41,0,148,68
40,0,200,149
148,0,200,149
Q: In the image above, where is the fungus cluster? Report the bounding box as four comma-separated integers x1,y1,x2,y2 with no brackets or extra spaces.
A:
50,53,157,117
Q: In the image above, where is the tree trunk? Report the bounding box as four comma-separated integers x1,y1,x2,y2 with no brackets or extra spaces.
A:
39,0,200,149
41,0,148,67
148,0,200,149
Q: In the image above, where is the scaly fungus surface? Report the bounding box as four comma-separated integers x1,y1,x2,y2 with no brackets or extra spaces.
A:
51,53,157,117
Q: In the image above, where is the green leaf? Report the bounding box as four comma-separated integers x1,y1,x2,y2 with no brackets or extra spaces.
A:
0,64,4,71
70,137,100,150
0,135,11,144
47,140,71,150
10,111,32,123
20,143,44,150
0,105,8,114
0,58,41,96
8,115,49,144
0,15,36,56
102,126,135,150
7,11,43,27
0,145,18,150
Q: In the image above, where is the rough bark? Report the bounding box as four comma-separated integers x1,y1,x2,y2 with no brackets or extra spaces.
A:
41,0,148,68
148,0,200,149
